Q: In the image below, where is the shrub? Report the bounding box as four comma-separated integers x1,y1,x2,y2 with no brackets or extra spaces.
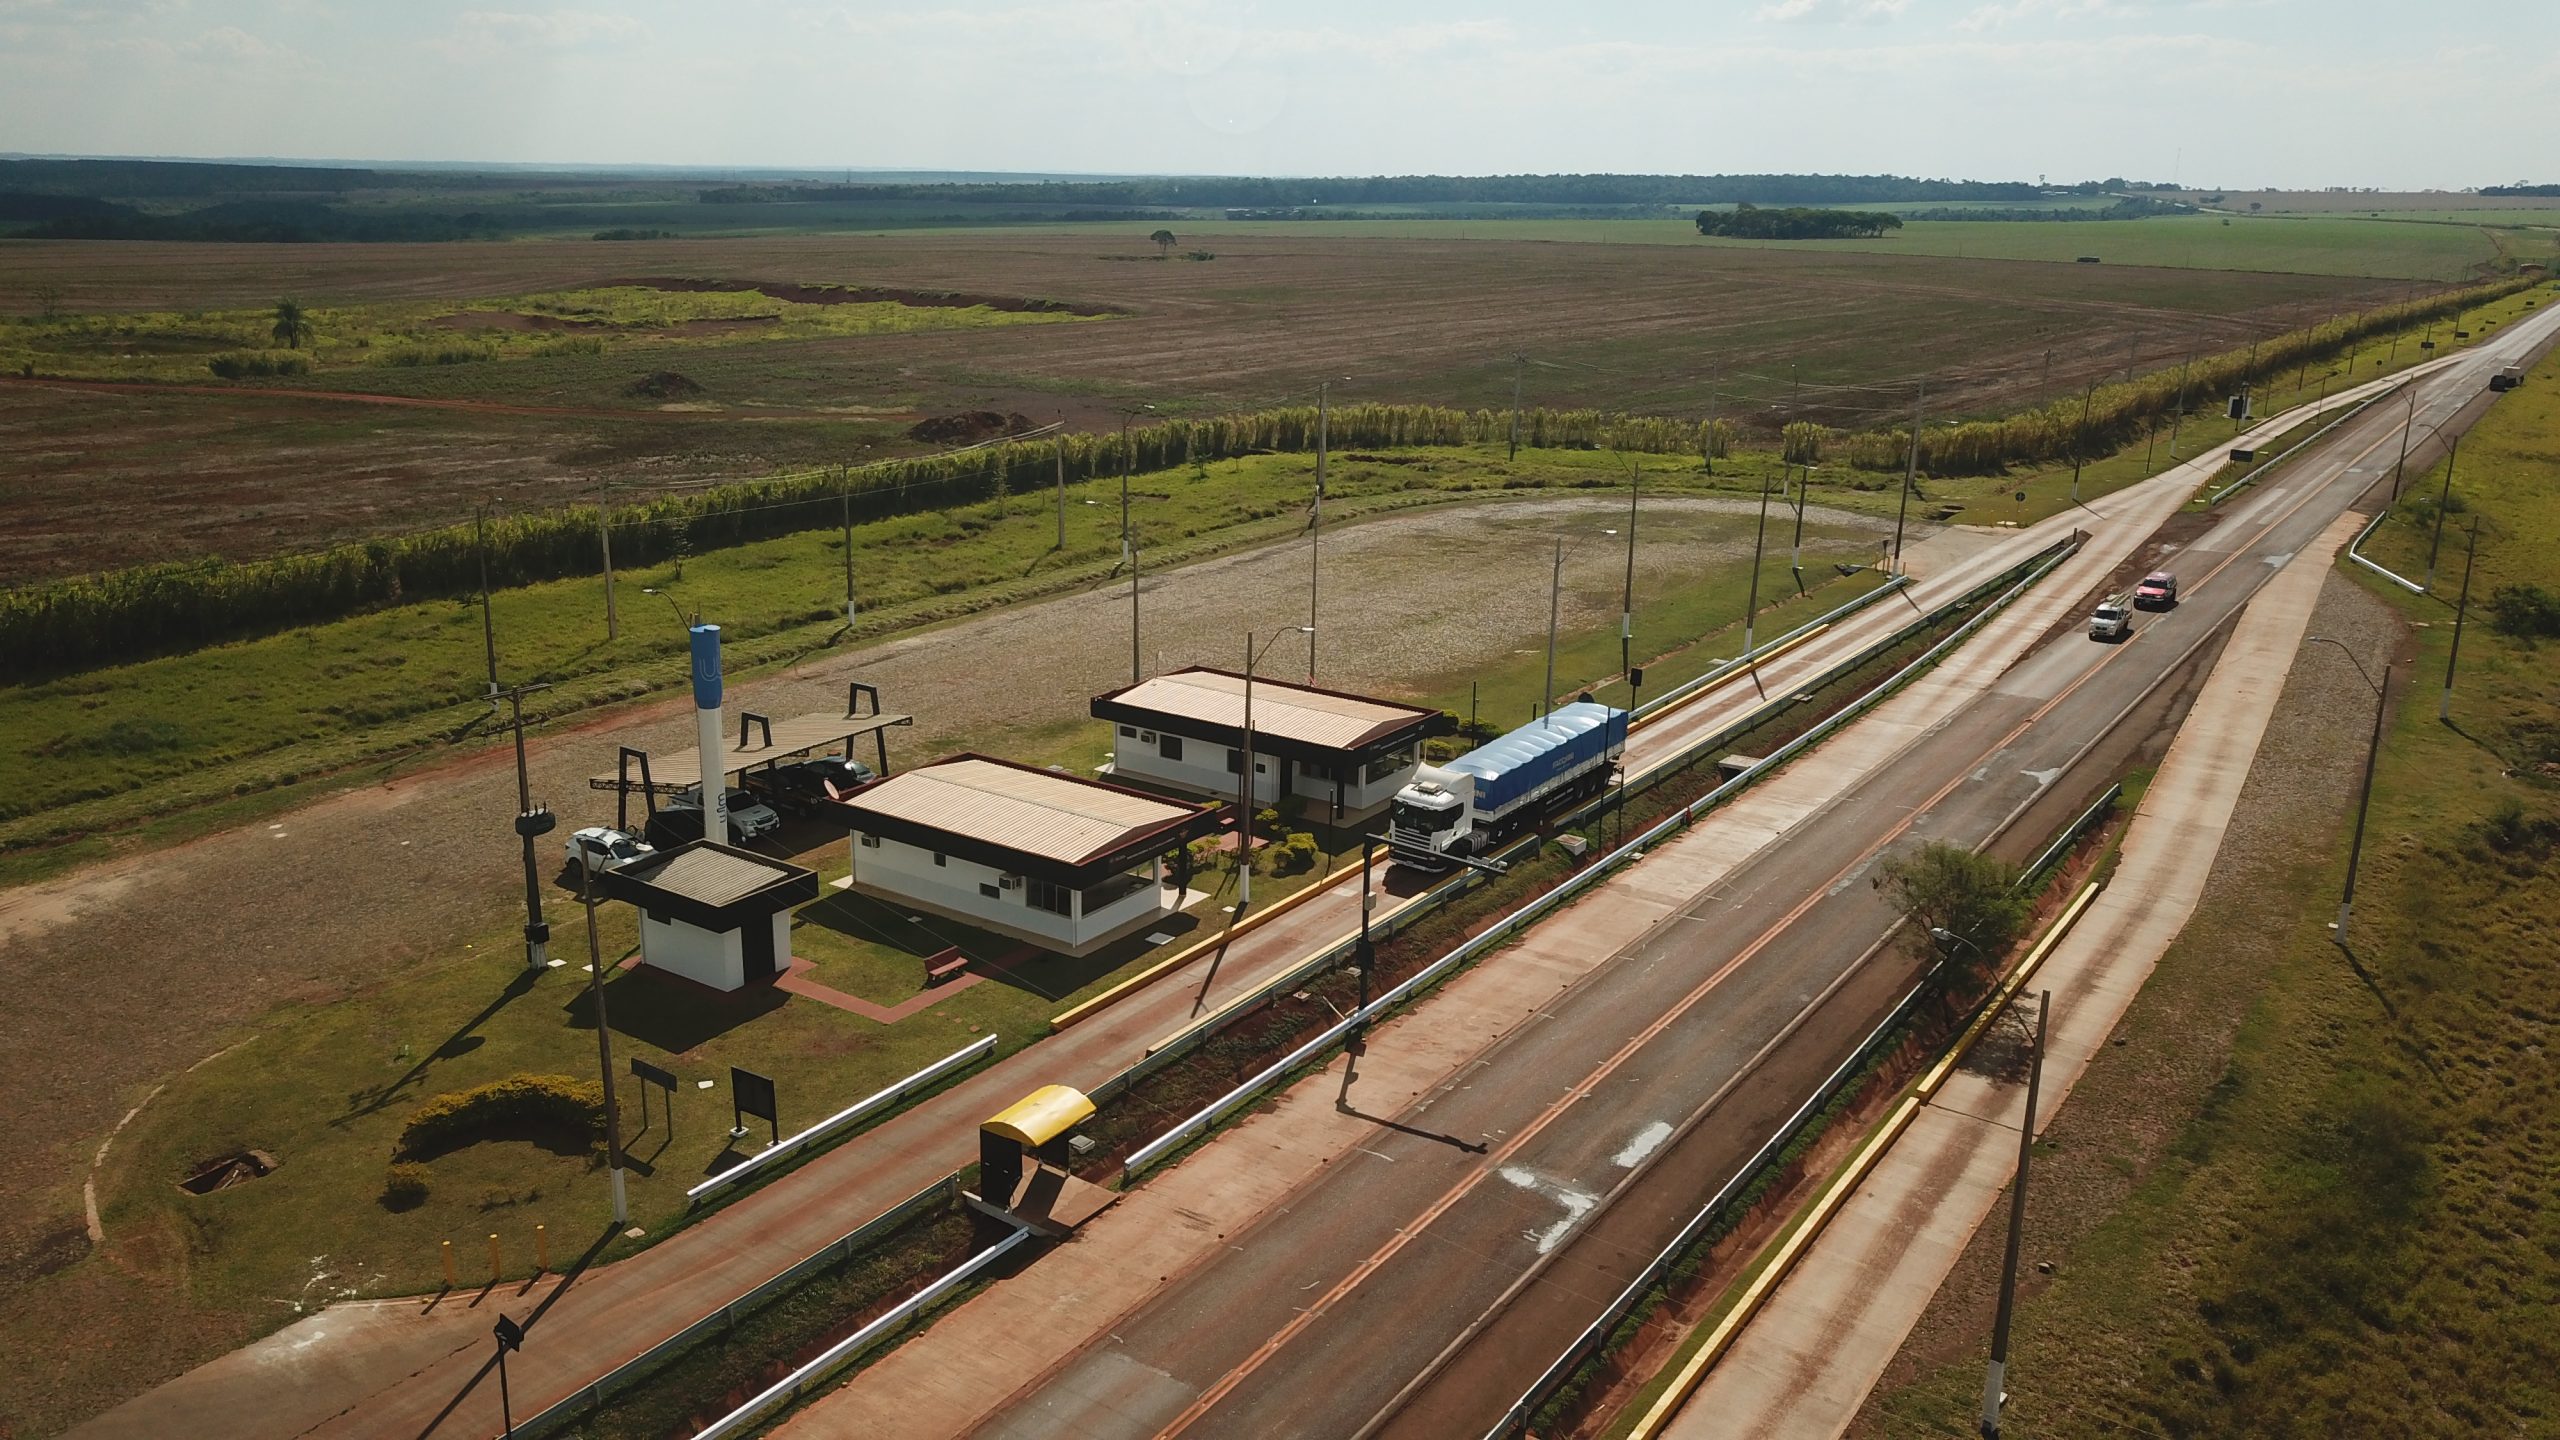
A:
205,350,311,379
396,1073,605,1160
1274,831,1322,875
381,1161,431,1210
2488,583,2560,639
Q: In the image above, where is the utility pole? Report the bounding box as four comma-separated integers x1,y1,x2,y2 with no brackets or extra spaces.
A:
2239,337,2260,429
2425,433,2461,589
2068,379,2096,505
1978,990,2050,1440
1121,409,1142,685
2168,346,2194,461
576,853,630,1224
2039,348,2052,393
1239,629,1258,909
494,681,555,971
1702,363,1723,476
1311,379,1329,683
841,471,857,632
475,504,500,698
1892,380,1925,575
599,510,618,642
1542,537,1563,724
2442,517,2478,722
1508,353,1525,462
1789,460,1811,593
1620,459,1639,687
1054,426,1067,550
1746,465,1774,661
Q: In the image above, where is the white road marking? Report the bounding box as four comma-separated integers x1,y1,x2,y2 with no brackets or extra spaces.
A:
1499,1166,1602,1254
1612,1121,1674,1168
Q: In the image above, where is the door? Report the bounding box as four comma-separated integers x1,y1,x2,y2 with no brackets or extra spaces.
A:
742,915,780,982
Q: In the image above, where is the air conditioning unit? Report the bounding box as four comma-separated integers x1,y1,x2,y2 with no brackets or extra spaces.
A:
1140,730,1158,743
999,874,1023,891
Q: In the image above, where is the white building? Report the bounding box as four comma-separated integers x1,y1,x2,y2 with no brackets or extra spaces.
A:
1091,668,1449,824
833,755,1222,956
597,841,821,993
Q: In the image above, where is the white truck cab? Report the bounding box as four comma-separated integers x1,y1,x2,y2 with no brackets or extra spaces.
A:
1388,769,1478,863
2089,596,2132,642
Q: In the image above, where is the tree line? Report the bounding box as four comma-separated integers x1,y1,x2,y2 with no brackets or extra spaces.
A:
701,172,2046,209
1694,204,1902,239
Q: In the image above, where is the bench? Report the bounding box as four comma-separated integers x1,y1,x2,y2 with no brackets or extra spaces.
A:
925,948,971,986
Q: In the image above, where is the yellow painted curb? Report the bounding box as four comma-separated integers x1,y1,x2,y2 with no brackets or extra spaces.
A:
1047,848,1374,1031
1625,878,2106,1439
1627,1094,1925,1440
1627,623,1829,736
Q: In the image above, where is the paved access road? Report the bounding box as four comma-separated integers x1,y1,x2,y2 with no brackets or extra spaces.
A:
955,318,2555,1440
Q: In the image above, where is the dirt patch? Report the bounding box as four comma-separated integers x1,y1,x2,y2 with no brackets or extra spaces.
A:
615,275,1119,318
626,370,705,400
427,311,598,333
906,410,1034,444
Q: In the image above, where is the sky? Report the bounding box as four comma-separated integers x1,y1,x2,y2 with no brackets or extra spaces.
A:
0,0,2552,189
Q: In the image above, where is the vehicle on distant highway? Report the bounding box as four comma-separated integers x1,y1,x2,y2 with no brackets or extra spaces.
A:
564,825,653,874
2491,364,2524,392
2089,596,2133,642
648,786,783,845
2134,571,2179,609
744,756,877,815
1388,701,1628,869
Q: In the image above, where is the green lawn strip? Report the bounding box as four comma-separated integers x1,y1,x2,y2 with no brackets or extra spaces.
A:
1865,316,2560,1437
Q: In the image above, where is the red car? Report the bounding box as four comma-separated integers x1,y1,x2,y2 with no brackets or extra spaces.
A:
2134,571,2178,609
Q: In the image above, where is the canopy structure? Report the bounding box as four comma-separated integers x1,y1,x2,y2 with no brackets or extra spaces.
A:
981,1085,1097,1149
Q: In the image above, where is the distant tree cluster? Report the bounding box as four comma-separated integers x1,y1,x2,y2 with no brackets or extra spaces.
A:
1694,203,1902,239
2484,183,2560,197
1900,198,2192,223
703,172,2043,209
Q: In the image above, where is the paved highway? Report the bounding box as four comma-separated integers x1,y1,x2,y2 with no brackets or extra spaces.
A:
938,315,2558,1440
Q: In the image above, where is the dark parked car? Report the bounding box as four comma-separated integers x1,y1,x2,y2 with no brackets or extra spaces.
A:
744,757,878,815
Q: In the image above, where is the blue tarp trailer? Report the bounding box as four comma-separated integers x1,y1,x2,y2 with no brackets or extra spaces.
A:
1446,702,1628,819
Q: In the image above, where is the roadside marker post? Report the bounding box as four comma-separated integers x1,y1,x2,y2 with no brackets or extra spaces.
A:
486,1233,501,1283
440,1240,455,1288
534,1223,549,1273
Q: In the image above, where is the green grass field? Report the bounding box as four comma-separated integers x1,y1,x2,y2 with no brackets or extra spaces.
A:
1864,325,2560,1435
908,213,2533,281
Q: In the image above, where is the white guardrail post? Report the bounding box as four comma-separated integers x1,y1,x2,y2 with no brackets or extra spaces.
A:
686,1036,998,1204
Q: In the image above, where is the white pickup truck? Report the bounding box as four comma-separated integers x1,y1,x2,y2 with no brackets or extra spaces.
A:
2089,595,2133,643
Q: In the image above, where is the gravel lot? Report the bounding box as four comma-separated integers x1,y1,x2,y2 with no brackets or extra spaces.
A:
0,494,1903,1304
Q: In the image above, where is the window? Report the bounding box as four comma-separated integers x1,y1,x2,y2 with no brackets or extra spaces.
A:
1027,878,1073,916
1160,734,1184,762
1118,725,1137,738
857,832,880,848
932,851,947,867
1226,748,1242,774
979,883,1001,899
1366,749,1414,785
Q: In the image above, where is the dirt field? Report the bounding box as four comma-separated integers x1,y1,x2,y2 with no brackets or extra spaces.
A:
0,493,1903,1435
0,229,2404,583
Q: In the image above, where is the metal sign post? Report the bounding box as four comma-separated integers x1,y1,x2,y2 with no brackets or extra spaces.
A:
493,1313,524,1437
731,1067,779,1146
630,1057,678,1135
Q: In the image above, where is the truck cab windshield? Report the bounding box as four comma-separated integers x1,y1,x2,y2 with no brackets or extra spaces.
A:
1392,798,1461,833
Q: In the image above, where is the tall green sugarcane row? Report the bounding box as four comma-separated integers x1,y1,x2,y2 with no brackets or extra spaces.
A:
1,276,2528,679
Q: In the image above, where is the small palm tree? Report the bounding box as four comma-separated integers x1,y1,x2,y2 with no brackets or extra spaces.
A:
272,297,313,350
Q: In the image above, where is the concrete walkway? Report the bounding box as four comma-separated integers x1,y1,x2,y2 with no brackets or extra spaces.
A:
1664,508,2367,1438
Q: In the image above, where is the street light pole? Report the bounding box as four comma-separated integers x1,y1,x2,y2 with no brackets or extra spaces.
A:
2391,389,2417,501
1790,461,1812,593
1978,989,2050,1440
1542,537,1563,725
2307,637,2390,950
577,853,629,1224
1745,464,1774,661
2068,379,2096,505
2442,517,2478,723
1236,623,1312,911
1620,459,1639,687
2425,433,2462,589
1508,353,1524,462
1893,379,1925,576
1119,404,1152,685
476,504,500,698
494,682,556,971
1311,379,1329,683
841,470,857,632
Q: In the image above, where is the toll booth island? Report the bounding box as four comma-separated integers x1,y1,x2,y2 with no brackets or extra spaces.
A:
968,1085,1118,1237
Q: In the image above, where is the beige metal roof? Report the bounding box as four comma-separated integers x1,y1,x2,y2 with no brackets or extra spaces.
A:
590,710,912,793
1109,670,1431,751
642,847,793,907
841,758,1198,865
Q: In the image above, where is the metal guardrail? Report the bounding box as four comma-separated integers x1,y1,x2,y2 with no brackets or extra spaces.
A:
686,1036,998,1204
1631,572,1912,722
2345,507,2428,595
514,1169,966,1439
2203,381,2401,507
1482,941,1940,1438
692,1223,1036,1440
2017,782,2122,890
1120,537,2081,1182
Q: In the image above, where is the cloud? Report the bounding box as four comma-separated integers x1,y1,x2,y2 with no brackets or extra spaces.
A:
1757,0,1909,25
449,9,647,50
